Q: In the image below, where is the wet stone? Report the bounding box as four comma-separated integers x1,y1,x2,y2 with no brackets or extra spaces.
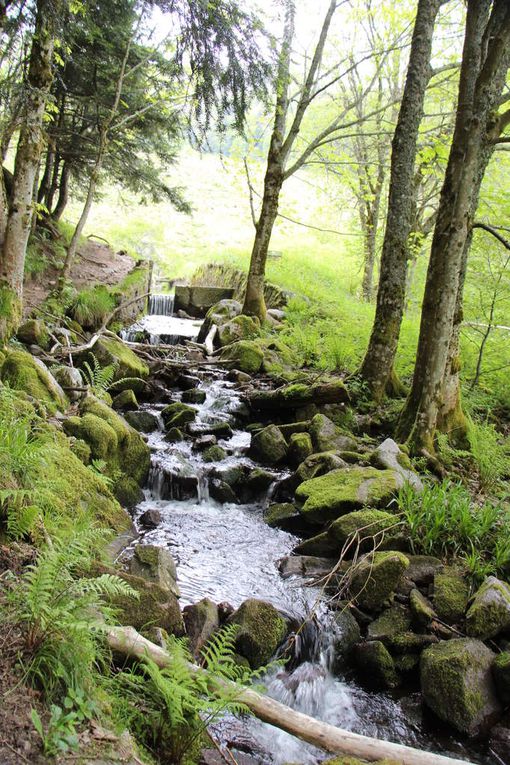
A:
138,508,162,529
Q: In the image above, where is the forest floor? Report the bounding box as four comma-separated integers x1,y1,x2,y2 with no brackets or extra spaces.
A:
23,238,135,318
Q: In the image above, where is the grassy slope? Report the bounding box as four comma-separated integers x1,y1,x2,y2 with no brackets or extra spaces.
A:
70,146,510,410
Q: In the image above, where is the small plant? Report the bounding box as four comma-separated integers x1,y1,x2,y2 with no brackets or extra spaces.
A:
31,688,99,757
81,354,117,399
467,419,509,490
71,286,116,328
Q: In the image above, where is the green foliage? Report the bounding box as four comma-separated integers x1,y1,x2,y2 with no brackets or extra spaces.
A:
397,481,510,583
12,524,136,701
31,689,99,757
81,353,116,399
111,625,264,764
467,419,509,491
71,286,116,328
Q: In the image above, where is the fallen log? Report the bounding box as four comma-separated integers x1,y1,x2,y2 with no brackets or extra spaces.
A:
107,626,475,765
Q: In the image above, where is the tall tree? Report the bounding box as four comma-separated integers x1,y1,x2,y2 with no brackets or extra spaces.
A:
398,0,510,453
359,0,446,400
0,0,62,343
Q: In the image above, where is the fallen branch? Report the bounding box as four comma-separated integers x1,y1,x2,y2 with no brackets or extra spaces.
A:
204,324,217,356
107,626,475,765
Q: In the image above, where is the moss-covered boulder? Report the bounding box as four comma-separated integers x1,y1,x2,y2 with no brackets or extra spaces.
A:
493,652,510,704
249,424,288,465
294,451,347,484
203,445,227,463
433,568,470,624
197,299,242,343
248,380,349,412
367,604,411,642
16,318,49,349
293,530,339,557
107,568,184,637
87,337,149,392
1,350,67,412
328,510,400,552
332,609,361,670
406,555,443,585
310,413,356,452
220,340,264,374
264,502,302,531
410,588,437,627
124,409,159,432
228,598,288,668
421,639,501,735
161,401,196,429
354,641,398,689
371,438,423,492
112,389,138,410
465,576,510,640
181,388,206,405
128,544,179,598
288,432,313,466
295,467,402,524
217,314,261,347
350,551,409,611
183,598,220,657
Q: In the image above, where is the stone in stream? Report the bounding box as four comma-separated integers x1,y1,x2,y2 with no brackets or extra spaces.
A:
166,427,185,443
433,568,470,624
263,502,304,533
327,509,401,554
112,389,138,410
188,421,233,439
249,424,288,465
243,467,276,495
309,413,357,452
420,638,501,735
295,466,403,524
86,336,149,392
183,598,220,657
177,373,201,390
217,315,261,347
493,652,510,704
367,604,412,642
124,409,159,432
409,588,437,627
288,431,313,465
353,641,398,689
489,721,510,765
332,608,361,670
278,555,336,580
182,388,206,404
349,550,409,611
465,576,510,640
128,544,180,597
228,598,288,669
202,445,227,463
209,478,238,504
193,434,217,451
159,459,198,501
220,340,264,374
371,437,423,492
197,299,242,344
293,531,339,557
161,401,196,429
138,508,162,529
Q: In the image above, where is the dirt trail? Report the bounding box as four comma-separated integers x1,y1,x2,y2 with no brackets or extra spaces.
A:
23,238,136,317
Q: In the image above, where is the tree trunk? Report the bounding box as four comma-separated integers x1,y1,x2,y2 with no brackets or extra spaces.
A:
0,0,59,343
359,0,442,401
398,1,510,452
361,207,378,301
38,139,55,204
52,161,70,221
46,153,61,214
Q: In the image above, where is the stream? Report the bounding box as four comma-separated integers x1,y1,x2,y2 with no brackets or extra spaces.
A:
122,299,489,765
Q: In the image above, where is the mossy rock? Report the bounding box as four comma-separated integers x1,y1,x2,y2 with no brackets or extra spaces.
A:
115,476,143,509
354,641,398,689
493,652,510,704
69,437,91,465
16,318,50,349
249,424,288,465
328,509,400,552
112,389,138,410
217,314,261,347
203,445,227,462
228,598,288,668
124,409,159,432
433,568,470,624
1,350,67,413
293,530,339,557
465,576,510,640
295,467,402,524
183,598,220,657
295,451,347,484
410,588,437,626
310,413,357,452
371,438,423,492
421,638,501,735
350,551,409,611
78,413,118,460
264,502,300,530
89,337,149,391
249,379,349,412
220,340,264,374
161,401,196,429
166,427,185,443
288,431,313,465
129,544,179,597
367,604,411,642
181,388,206,405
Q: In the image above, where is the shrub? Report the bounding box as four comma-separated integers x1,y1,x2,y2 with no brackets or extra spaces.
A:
71,286,116,328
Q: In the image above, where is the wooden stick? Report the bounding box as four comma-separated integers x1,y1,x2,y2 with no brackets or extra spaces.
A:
204,324,217,356
107,626,475,765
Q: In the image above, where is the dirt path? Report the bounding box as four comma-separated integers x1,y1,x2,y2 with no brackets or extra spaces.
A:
23,238,136,318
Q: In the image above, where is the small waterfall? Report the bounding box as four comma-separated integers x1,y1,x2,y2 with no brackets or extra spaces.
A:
197,470,210,504
148,293,174,316
147,465,165,499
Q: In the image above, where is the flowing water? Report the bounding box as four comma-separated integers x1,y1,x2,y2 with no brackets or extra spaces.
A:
121,293,202,344
120,308,487,764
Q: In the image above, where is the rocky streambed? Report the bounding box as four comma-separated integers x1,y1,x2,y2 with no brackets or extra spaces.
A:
112,356,495,765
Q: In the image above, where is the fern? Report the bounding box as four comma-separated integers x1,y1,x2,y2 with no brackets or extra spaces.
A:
81,354,117,400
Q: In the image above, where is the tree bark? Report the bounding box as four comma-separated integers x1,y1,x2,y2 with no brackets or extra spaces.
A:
107,625,475,765
359,0,443,401
0,0,59,343
52,160,70,220
398,0,510,452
